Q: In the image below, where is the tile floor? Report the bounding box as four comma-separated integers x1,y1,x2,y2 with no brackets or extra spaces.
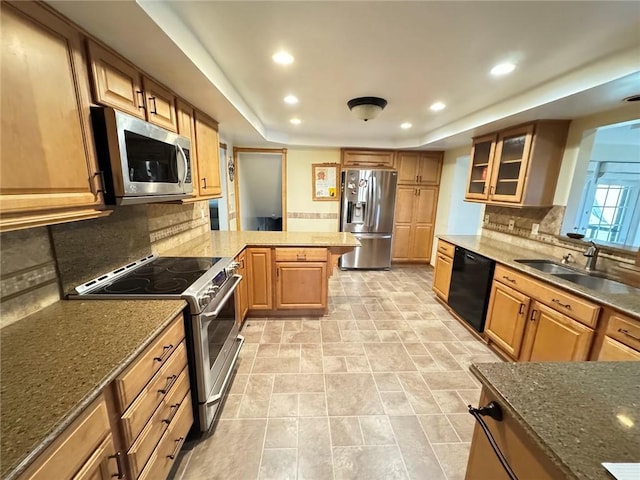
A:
172,266,502,480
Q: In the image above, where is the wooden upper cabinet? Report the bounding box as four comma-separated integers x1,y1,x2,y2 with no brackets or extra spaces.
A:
464,121,570,206
194,111,222,197
0,2,106,232
86,40,177,132
341,149,395,168
396,152,442,185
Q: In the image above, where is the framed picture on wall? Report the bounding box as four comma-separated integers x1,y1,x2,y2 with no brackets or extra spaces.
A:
312,163,340,201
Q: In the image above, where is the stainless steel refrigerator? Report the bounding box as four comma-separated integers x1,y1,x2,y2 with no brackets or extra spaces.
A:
339,169,398,269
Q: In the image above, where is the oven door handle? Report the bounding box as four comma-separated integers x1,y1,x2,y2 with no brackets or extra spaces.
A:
201,275,242,319
206,334,245,405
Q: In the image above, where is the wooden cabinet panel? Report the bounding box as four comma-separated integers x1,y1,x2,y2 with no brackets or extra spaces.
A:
392,187,437,263
396,152,442,185
275,262,328,309
522,302,593,362
114,315,185,412
411,224,433,262
247,248,273,310
436,240,455,258
341,149,395,168
86,40,144,119
194,111,222,197
417,153,442,185
71,435,119,480
485,282,530,359
606,313,640,351
142,76,177,132
433,253,453,301
176,100,199,199
275,247,328,262
391,224,412,261
235,250,249,325
597,336,640,361
1,3,105,231
414,187,437,223
394,187,416,223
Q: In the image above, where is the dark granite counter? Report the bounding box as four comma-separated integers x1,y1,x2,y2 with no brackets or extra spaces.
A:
438,235,639,318
470,362,640,480
0,299,186,479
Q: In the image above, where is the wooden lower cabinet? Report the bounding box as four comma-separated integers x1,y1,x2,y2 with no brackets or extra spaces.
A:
521,301,593,362
275,262,328,309
485,282,530,360
18,396,121,480
465,389,564,480
597,336,640,361
247,248,273,310
1,2,106,232
432,251,453,301
235,250,249,324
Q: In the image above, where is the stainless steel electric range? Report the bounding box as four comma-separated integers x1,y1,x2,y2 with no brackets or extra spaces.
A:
70,254,244,432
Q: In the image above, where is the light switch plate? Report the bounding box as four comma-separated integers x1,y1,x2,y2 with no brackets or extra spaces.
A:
531,223,540,235
508,219,515,231
484,214,490,223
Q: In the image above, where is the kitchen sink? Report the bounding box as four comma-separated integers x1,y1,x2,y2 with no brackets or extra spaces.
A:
552,273,639,295
514,259,577,275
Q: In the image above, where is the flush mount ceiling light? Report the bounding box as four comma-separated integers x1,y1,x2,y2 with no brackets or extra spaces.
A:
430,102,446,112
290,118,301,125
400,122,412,129
272,51,294,65
490,62,516,76
284,94,299,104
347,96,387,121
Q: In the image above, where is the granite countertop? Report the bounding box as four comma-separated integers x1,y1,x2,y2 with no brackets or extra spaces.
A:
438,235,640,318
470,362,640,480
0,299,187,480
162,231,360,258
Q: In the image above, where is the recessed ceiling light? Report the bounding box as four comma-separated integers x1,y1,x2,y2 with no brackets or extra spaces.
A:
430,102,446,112
284,95,299,104
400,122,412,129
290,118,301,125
490,62,516,76
272,51,294,65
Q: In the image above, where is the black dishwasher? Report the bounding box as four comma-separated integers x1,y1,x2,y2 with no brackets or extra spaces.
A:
447,247,495,333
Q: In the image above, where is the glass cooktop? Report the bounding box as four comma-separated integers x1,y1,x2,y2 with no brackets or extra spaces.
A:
88,257,223,295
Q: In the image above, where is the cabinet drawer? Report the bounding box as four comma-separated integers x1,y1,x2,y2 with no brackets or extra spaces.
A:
495,265,599,327
606,313,640,351
436,240,454,258
598,336,640,361
115,315,185,412
121,342,188,448
275,247,327,262
22,396,111,480
137,393,193,480
128,371,190,478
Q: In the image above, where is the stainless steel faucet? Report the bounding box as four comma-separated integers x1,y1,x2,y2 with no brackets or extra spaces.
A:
583,241,599,271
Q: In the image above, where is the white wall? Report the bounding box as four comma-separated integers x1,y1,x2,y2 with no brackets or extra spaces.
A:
286,148,341,232
431,146,484,264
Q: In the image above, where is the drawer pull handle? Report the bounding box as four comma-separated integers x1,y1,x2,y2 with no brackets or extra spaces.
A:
136,90,145,110
502,275,516,284
162,402,181,424
518,303,525,315
552,298,572,310
158,375,178,395
149,96,158,114
438,255,446,261
108,451,125,479
530,309,537,321
154,344,174,363
167,437,185,460
618,328,640,342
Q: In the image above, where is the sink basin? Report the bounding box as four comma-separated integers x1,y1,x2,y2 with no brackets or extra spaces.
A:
514,259,577,275
552,273,640,295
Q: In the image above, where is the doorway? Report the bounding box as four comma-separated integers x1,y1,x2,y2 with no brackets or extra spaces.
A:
234,148,287,231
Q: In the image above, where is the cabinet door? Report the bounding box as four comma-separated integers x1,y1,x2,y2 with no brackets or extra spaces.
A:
465,134,496,201
194,111,222,197
391,224,412,261
86,40,145,119
394,187,416,223
433,253,453,301
396,152,421,184
1,2,104,231
142,76,177,132
414,187,437,224
247,248,272,310
72,435,120,480
417,153,442,185
275,262,327,309
411,225,433,262
485,282,530,359
341,150,395,168
235,251,249,324
522,302,593,362
176,100,199,197
597,336,640,361
489,125,534,203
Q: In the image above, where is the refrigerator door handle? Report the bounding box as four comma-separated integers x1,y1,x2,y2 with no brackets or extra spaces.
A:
366,174,375,230
353,233,392,240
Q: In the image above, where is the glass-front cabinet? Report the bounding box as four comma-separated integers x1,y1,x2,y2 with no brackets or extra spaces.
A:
464,121,568,207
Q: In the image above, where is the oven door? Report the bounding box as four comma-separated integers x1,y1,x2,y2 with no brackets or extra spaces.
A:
192,274,244,431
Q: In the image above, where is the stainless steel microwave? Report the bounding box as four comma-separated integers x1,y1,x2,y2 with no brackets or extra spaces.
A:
90,107,193,205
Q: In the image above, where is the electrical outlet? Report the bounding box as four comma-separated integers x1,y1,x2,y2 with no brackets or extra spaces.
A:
508,219,515,231
484,214,490,223
531,223,540,235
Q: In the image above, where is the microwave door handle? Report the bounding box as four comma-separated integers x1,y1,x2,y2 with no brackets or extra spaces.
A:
200,275,242,319
176,143,188,185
